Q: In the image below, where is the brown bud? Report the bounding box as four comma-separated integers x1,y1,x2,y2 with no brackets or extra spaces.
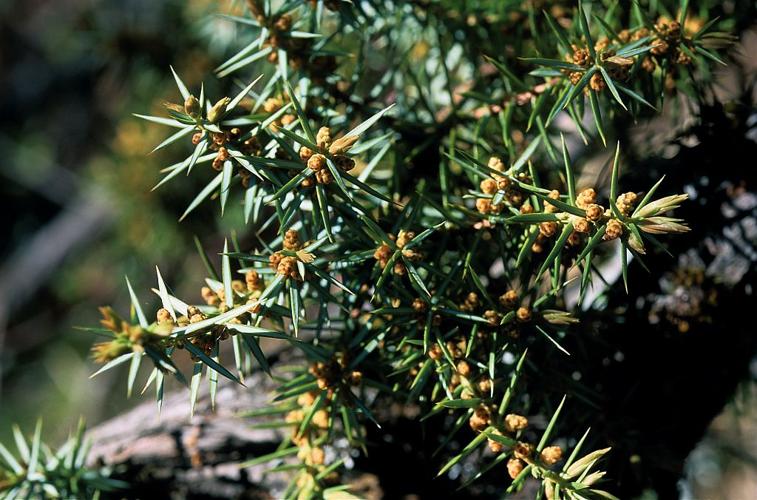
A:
316,126,331,149
483,309,500,326
428,343,443,361
476,198,492,214
585,203,604,222
540,445,563,466
590,72,606,92
273,13,292,32
308,153,327,172
573,217,590,233
513,442,534,460
496,177,511,191
507,458,524,479
468,406,491,432
349,371,363,385
516,307,531,323
477,377,492,394
184,95,200,118
263,97,282,114
312,409,329,429
456,360,472,377
315,168,333,185
539,221,558,237
393,261,406,276
297,391,316,407
488,156,505,172
488,438,505,454
480,178,498,195
156,308,172,323
499,290,518,309
504,413,528,433
544,190,561,214
310,447,325,465
283,229,301,250
396,230,415,249
604,219,624,241
299,146,314,161
412,298,427,313
575,188,597,209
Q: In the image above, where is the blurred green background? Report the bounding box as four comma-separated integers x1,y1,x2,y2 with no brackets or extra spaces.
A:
1,1,756,498
0,0,240,440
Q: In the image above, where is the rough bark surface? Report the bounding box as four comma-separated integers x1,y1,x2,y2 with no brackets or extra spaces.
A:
86,373,286,500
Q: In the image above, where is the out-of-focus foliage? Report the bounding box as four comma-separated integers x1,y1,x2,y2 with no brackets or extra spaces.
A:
0,0,240,442
0,420,125,498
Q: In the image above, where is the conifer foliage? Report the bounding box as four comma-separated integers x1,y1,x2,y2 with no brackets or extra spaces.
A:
2,1,738,498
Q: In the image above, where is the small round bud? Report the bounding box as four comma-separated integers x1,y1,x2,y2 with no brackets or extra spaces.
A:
349,371,362,385
573,217,590,234
263,97,282,114
499,290,518,309
488,438,505,454
488,156,505,172
539,221,558,237
283,229,301,250
575,188,597,209
468,405,491,432
477,377,492,394
411,298,427,313
585,203,604,222
504,413,529,433
545,190,561,214
157,308,172,323
308,153,327,172
316,126,331,149
616,192,638,216
396,230,415,249
299,146,314,161
315,168,332,185
483,309,500,326
476,198,492,214
456,360,472,377
604,219,624,241
269,252,283,269
540,445,563,466
312,409,329,429
516,307,531,323
274,13,292,32
513,442,534,460
297,391,316,407
393,261,406,276
428,344,443,361
590,72,606,92
310,447,325,465
507,458,524,479
480,178,498,195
